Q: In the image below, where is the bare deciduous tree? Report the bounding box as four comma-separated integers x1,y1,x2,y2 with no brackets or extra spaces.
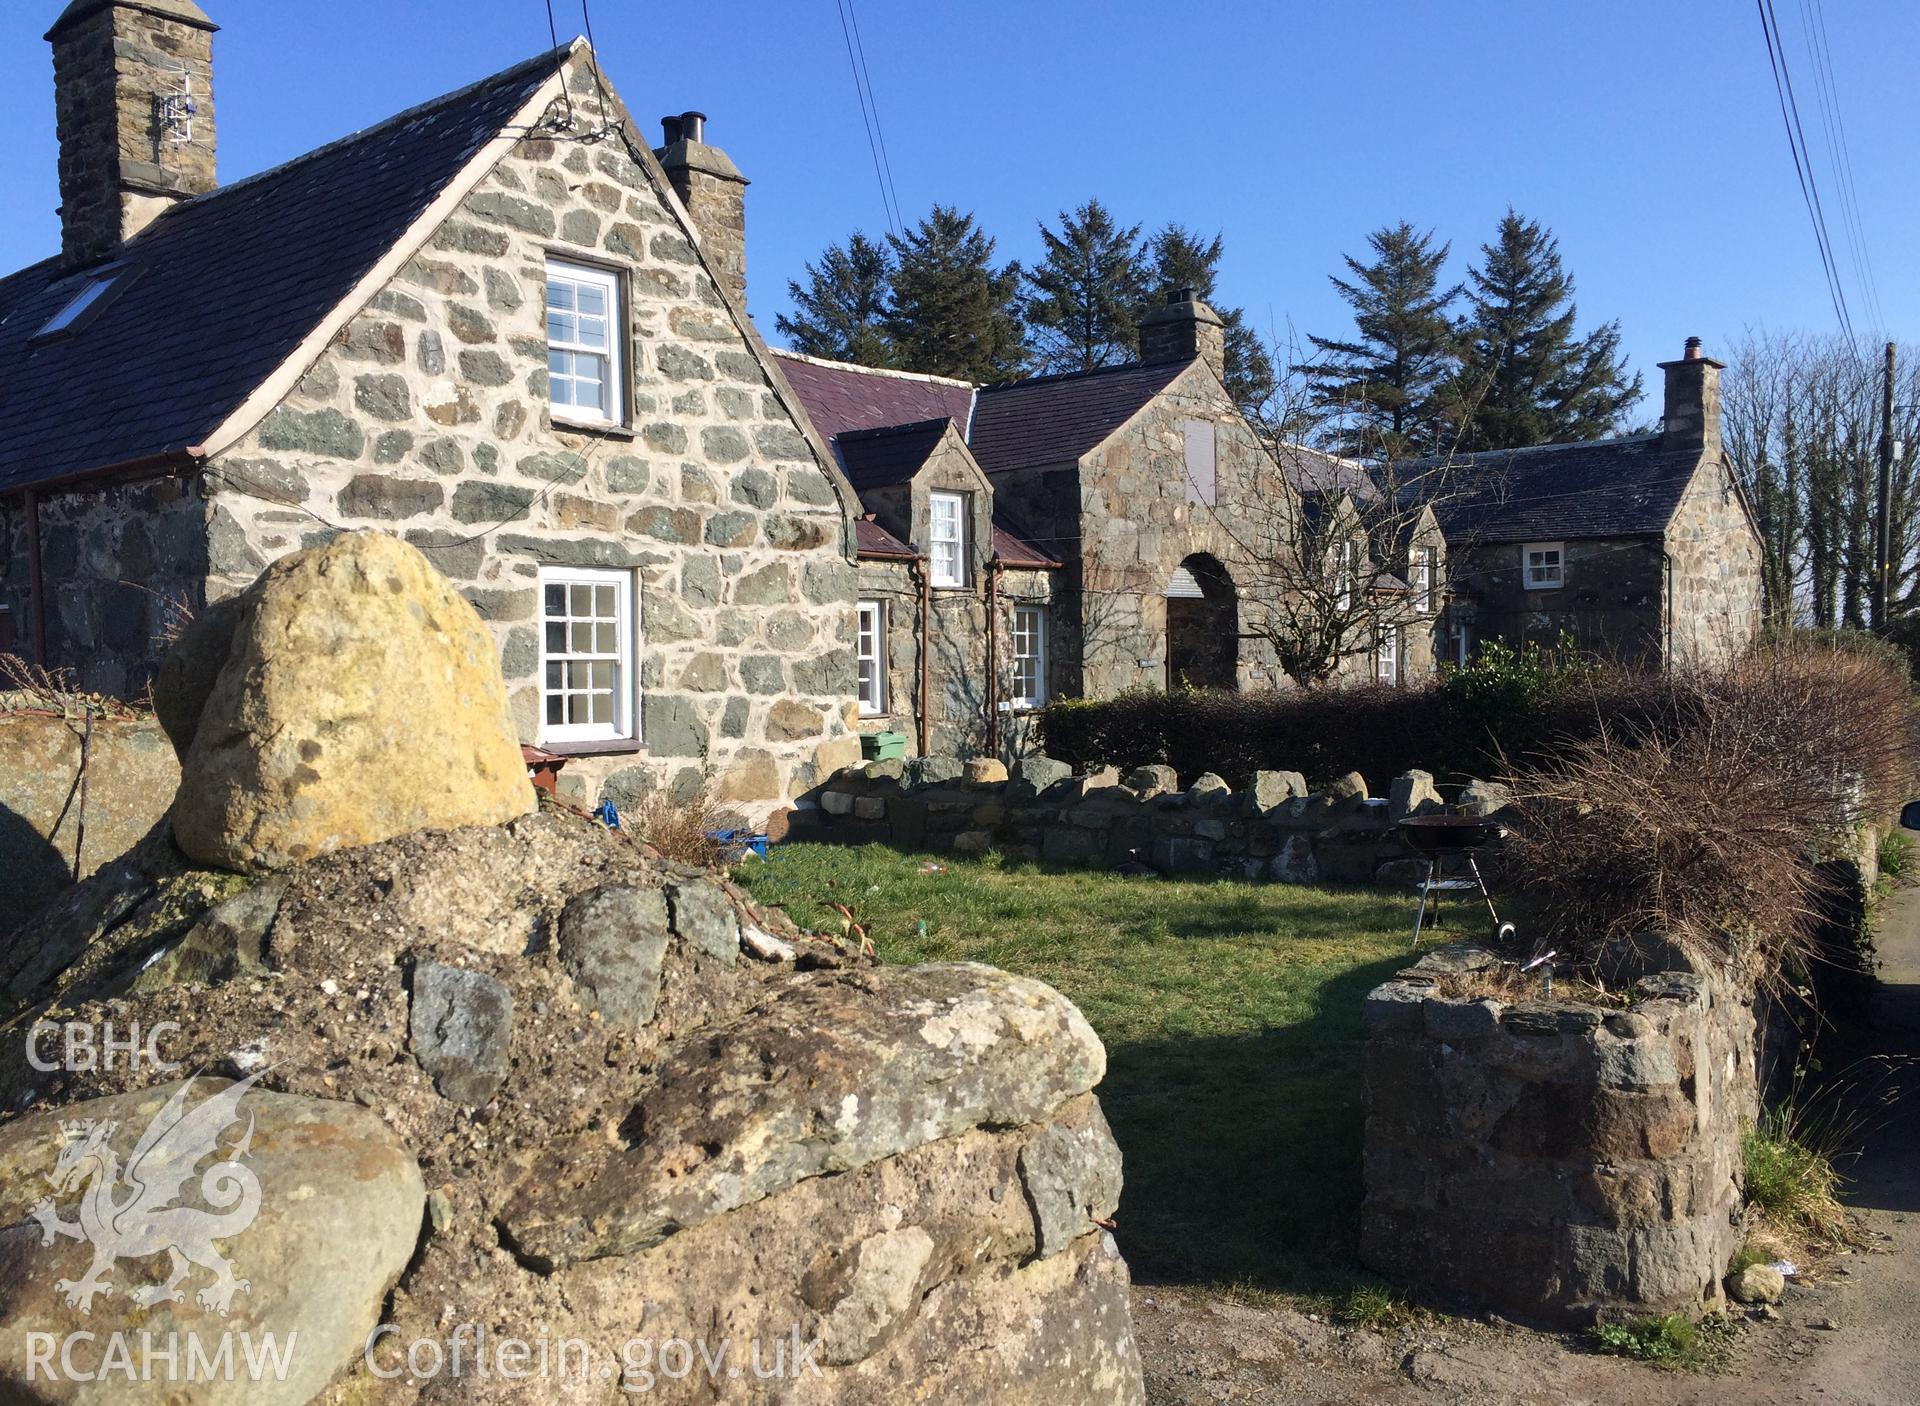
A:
1722,331,1920,629
1203,334,1489,687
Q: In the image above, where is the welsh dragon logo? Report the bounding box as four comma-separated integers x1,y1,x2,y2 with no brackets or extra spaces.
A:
28,1072,265,1316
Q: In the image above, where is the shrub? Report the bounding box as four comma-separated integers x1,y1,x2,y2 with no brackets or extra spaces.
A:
1501,639,1919,985
1437,633,1598,767
1036,684,1460,789
619,786,741,869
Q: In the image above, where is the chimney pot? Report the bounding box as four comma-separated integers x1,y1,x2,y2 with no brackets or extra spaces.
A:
1659,335,1725,457
653,109,748,305
1138,290,1226,381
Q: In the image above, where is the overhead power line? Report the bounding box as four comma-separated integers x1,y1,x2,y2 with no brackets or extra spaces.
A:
1754,0,1859,355
835,0,900,236
1800,0,1886,338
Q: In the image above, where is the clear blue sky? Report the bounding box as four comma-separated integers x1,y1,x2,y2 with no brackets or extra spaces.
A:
3,1,1915,411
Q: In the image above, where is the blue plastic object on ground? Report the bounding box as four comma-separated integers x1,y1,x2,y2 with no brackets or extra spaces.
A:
596,800,620,829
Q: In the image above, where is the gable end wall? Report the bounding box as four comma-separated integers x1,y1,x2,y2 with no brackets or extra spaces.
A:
202,62,857,817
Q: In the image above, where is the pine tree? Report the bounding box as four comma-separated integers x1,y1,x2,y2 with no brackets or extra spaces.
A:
1305,222,1461,460
774,232,893,365
884,206,1025,382
1022,199,1148,374
1143,225,1276,419
1454,210,1642,449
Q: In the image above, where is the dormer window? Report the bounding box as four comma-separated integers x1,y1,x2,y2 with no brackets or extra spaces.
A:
929,491,967,588
36,273,119,338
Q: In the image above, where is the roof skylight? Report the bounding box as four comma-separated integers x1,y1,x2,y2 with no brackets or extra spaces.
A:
38,275,118,337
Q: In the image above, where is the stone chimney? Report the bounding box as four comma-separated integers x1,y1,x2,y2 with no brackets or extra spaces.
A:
1139,288,1226,381
654,111,748,303
1658,335,1725,458
46,0,218,270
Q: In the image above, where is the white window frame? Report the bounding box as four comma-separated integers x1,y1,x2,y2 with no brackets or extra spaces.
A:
545,258,624,426
1451,620,1472,668
1005,605,1048,710
538,566,636,745
1413,545,1436,614
856,600,887,717
1376,626,1400,685
1522,541,1565,591
929,491,967,588
1334,539,1355,610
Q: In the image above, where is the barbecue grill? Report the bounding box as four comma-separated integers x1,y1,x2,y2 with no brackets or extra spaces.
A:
1398,813,1502,947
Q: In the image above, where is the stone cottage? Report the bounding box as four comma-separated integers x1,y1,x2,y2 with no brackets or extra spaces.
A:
772,352,1060,759
0,1,865,819
1406,340,1765,669
773,295,1312,755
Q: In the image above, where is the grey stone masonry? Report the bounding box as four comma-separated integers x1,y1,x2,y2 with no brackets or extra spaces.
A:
48,0,219,267
202,53,858,819
1360,944,1757,1327
798,763,1474,885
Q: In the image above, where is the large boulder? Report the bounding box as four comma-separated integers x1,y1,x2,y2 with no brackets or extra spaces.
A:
498,962,1107,1268
163,532,534,870
0,1076,423,1406
0,810,1144,1406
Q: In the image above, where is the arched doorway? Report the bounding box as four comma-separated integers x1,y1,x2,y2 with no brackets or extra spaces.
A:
1165,553,1238,690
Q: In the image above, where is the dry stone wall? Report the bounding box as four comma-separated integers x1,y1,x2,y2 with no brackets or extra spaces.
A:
1360,944,1757,1327
203,57,858,819
801,759,1475,885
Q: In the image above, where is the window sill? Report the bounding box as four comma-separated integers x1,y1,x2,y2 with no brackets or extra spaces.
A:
537,737,644,758
549,416,636,441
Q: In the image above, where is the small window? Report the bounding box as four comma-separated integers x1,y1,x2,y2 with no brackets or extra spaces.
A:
929,491,967,588
1523,542,1565,590
856,600,887,716
1413,546,1437,614
37,274,118,338
546,259,623,424
1006,605,1048,709
1450,620,1472,668
1182,419,1217,506
539,566,635,743
1334,539,1355,610
1376,627,1400,686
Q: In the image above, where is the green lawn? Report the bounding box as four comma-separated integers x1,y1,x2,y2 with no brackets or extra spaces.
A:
737,842,1413,1293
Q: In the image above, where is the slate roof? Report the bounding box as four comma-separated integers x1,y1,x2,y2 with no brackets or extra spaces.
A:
992,516,1060,569
771,351,974,445
0,44,570,495
1275,444,1375,501
834,418,953,492
1405,434,1703,546
968,359,1190,474
854,519,916,559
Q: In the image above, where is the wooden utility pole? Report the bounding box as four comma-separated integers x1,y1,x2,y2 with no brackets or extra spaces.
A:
1875,340,1895,631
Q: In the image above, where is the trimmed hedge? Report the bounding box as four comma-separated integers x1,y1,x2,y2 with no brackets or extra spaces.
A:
1037,639,1598,788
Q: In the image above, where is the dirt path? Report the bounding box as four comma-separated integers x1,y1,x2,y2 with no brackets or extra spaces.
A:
1133,886,1920,1406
